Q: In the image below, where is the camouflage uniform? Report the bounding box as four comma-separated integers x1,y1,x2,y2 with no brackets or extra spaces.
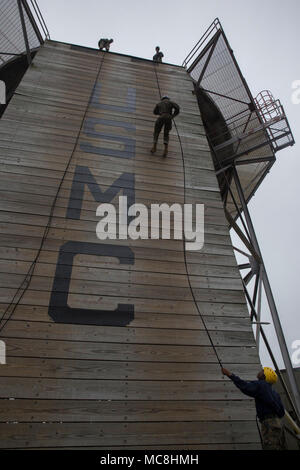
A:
98,38,113,51
153,99,180,145
261,416,287,450
153,51,164,63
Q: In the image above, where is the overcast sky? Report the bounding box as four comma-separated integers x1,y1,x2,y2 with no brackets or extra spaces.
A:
37,0,300,371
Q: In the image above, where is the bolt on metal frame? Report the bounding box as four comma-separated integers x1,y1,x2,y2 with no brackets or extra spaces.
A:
183,18,300,422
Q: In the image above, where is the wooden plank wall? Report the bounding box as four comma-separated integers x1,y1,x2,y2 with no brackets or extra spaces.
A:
0,40,261,449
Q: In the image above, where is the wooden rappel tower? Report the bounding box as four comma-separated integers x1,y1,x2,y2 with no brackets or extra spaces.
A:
0,3,298,449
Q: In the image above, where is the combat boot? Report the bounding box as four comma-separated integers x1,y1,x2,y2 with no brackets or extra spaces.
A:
150,142,157,154
162,143,168,157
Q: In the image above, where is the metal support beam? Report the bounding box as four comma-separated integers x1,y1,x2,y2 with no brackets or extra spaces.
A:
225,208,260,263
233,166,300,419
256,266,263,350
200,87,250,106
197,31,220,86
243,270,255,285
238,263,251,270
17,0,32,66
0,52,23,56
235,156,275,166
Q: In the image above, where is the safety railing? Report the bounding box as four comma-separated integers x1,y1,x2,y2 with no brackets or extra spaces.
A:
182,18,221,70
0,0,49,69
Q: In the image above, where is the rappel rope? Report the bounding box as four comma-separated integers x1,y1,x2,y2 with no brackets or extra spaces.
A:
153,62,223,368
0,51,107,334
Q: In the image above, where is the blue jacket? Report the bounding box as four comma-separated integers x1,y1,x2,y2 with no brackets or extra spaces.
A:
230,374,285,421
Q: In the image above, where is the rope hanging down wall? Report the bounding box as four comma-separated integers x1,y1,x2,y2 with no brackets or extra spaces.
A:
0,51,107,334
153,62,223,368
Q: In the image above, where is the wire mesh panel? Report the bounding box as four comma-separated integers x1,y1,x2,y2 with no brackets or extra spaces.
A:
0,0,46,68
183,18,294,218
188,28,273,163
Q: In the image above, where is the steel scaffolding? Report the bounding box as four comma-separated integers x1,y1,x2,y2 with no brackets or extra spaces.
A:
183,18,300,422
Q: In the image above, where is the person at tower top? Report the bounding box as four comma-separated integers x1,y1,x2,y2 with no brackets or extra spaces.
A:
153,46,164,63
98,38,113,52
221,366,286,450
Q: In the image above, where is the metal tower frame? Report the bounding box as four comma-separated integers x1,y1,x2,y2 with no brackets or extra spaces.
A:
183,18,300,422
0,0,49,69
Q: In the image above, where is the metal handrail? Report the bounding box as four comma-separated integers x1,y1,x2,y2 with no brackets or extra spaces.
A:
182,18,221,69
30,0,50,40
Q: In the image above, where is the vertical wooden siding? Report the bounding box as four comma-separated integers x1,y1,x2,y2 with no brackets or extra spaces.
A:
0,41,261,449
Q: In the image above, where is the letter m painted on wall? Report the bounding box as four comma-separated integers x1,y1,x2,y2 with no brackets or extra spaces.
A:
66,165,135,220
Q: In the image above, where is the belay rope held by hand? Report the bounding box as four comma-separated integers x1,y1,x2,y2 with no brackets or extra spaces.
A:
152,62,223,369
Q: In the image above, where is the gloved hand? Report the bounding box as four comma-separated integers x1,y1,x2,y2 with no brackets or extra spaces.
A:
221,367,232,377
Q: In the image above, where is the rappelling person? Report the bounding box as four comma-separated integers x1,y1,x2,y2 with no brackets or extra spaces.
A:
153,46,164,63
221,366,287,450
98,38,114,51
150,96,180,157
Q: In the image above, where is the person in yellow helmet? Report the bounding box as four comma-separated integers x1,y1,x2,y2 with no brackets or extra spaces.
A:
222,366,286,450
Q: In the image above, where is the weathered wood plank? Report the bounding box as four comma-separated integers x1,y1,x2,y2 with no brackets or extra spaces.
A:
0,206,229,240
0,421,260,448
18,444,261,450
1,320,255,347
0,289,198,314
0,303,250,326
0,253,240,279
0,377,254,401
2,337,259,363
0,170,222,204
0,224,235,257
0,357,259,380
0,399,256,422
2,320,210,346
0,263,242,292
0,245,237,270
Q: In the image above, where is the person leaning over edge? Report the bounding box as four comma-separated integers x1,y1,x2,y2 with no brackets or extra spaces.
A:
150,96,180,157
222,366,287,450
98,38,113,51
